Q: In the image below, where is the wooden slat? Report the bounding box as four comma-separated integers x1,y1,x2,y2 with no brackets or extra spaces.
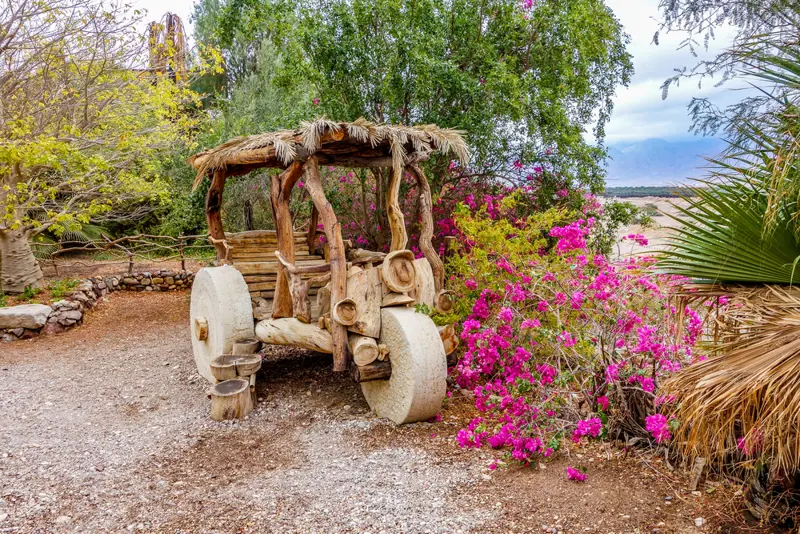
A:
231,251,317,260
234,259,327,275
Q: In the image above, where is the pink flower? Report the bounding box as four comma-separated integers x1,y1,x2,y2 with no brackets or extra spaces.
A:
645,414,672,444
465,279,477,290
572,417,603,442
297,181,305,188
596,395,609,411
566,466,587,482
498,307,514,323
312,97,320,106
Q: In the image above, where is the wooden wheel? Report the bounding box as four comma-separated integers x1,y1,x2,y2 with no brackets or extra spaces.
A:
190,266,255,383
360,307,447,424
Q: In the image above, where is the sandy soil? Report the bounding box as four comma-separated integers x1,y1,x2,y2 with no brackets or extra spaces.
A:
0,291,765,533
613,197,690,257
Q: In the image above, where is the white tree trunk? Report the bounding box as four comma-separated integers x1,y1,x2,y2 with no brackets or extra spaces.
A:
0,228,43,294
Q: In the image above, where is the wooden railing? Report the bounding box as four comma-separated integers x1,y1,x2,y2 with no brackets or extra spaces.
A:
31,234,215,275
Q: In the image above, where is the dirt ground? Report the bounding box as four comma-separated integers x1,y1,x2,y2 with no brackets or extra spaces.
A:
0,291,770,533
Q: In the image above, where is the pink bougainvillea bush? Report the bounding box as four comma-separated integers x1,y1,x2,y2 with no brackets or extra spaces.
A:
447,193,701,467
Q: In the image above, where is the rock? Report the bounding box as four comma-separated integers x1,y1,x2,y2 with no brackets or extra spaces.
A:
1,333,14,343
122,278,136,285
152,277,164,284
10,328,24,337
55,515,71,524
60,310,83,321
165,277,174,285
694,518,706,528
0,304,52,329
145,286,153,291
42,322,66,335
141,278,151,286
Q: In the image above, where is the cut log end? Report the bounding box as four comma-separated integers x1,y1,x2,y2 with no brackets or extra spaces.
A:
349,334,380,366
332,298,358,326
382,250,417,293
350,360,392,383
434,290,455,314
194,316,208,341
382,292,414,307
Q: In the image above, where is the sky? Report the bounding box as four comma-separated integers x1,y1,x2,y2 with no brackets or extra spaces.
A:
131,0,744,145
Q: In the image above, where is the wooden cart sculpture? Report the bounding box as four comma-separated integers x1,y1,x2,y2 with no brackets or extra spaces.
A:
187,119,466,424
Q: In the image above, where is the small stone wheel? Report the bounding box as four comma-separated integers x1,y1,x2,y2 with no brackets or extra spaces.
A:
360,307,447,424
190,266,255,383
209,354,262,382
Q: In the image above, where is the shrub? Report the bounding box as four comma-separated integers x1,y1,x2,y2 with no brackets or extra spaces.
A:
448,194,702,466
48,279,80,300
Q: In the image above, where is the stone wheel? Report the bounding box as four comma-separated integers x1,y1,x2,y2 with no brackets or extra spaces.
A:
190,266,255,383
361,307,447,424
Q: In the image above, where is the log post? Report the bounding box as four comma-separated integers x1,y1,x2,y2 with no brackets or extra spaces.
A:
409,164,444,292
345,267,381,338
386,164,407,251
209,379,254,421
269,161,305,319
295,157,350,371
206,169,229,263
307,205,319,251
434,289,455,315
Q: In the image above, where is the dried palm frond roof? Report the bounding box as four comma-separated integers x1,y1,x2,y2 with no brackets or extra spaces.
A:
664,284,800,477
188,117,469,188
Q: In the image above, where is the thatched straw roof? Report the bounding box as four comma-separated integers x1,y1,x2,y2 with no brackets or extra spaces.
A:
188,118,469,186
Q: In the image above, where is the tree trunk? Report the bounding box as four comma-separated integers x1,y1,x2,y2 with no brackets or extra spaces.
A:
0,228,43,294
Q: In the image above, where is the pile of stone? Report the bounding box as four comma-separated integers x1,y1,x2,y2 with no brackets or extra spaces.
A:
118,270,194,291
0,270,194,342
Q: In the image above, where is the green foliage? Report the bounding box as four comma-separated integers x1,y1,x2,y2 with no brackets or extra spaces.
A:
604,186,694,198
197,0,633,192
660,36,800,284
591,199,640,255
0,292,7,308
48,279,80,300
20,285,42,303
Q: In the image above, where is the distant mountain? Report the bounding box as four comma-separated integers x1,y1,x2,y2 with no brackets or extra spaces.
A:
604,138,725,187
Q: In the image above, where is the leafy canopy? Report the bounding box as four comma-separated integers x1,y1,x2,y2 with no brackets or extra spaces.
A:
198,0,633,192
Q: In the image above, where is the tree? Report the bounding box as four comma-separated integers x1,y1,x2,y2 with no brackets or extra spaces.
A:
655,0,799,136
0,0,205,293
198,0,633,193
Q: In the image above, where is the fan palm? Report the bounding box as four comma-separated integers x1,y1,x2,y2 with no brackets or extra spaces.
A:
660,41,800,284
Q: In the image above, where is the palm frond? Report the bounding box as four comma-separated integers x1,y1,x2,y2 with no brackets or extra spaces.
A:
665,285,800,476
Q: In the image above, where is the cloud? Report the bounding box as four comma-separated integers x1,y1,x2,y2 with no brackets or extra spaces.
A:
604,0,749,143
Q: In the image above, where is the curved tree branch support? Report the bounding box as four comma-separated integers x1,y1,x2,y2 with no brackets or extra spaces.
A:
269,161,305,319
303,157,350,372
386,163,407,252
206,169,229,264
408,164,444,293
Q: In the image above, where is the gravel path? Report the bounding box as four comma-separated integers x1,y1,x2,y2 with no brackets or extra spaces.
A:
0,291,734,533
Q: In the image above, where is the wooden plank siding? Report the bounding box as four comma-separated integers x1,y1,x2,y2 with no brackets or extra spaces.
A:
226,230,328,298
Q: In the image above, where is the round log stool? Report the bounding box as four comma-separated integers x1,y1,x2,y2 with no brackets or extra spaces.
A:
209,354,262,382
209,379,253,421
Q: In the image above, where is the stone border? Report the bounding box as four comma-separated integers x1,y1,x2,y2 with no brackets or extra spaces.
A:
0,270,195,342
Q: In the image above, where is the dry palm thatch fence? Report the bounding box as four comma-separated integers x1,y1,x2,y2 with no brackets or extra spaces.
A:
664,284,800,520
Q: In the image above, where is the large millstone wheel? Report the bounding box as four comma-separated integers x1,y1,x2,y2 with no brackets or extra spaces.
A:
190,266,255,383
361,307,447,424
